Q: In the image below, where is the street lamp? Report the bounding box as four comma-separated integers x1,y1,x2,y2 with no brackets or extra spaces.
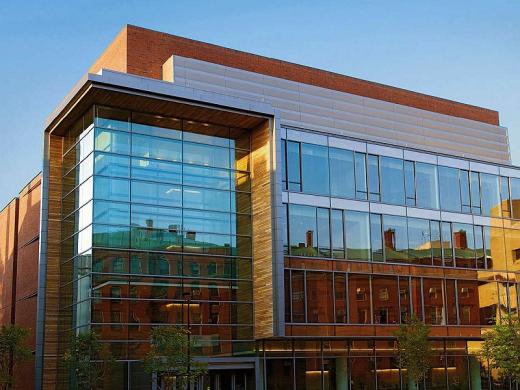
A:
183,292,192,390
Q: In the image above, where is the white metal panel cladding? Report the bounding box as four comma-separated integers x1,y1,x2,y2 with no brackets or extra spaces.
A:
172,55,511,165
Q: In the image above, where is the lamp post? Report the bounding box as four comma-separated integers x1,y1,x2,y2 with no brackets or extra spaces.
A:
183,292,192,390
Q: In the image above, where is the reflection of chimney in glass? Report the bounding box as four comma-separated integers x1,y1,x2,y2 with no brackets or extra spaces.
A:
186,231,196,240
146,219,153,228
384,229,396,250
454,230,468,249
306,230,314,247
168,224,179,234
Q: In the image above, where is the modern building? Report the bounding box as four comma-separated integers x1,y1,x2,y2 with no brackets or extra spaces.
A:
1,24,520,389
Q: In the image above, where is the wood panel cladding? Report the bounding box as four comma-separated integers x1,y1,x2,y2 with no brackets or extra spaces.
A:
41,134,64,389
251,119,275,339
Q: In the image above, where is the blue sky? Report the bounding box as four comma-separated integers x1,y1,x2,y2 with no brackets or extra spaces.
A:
0,0,518,208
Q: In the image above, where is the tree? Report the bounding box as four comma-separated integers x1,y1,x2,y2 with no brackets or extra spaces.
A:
63,330,115,390
0,324,31,390
144,326,207,390
395,315,433,388
481,313,520,383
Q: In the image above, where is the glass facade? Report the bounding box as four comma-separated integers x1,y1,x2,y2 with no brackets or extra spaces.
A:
58,109,520,389
60,106,254,363
281,138,520,219
279,130,520,389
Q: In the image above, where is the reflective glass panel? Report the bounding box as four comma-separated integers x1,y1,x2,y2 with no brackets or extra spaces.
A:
348,274,371,324
470,171,482,214
460,170,471,213
500,176,511,218
94,153,130,178
306,272,333,323
452,223,476,268
183,165,230,190
94,177,130,202
331,210,345,259
480,173,501,217
345,211,371,261
131,158,181,184
372,276,398,324
334,274,347,323
423,278,445,325
439,166,461,212
289,204,317,257
329,147,355,198
183,142,229,169
404,160,416,206
130,204,181,230
383,215,408,263
131,181,181,207
131,134,182,162
355,152,367,200
380,157,405,205
430,220,443,266
291,271,305,322
408,217,432,265
416,162,439,209
301,143,329,195
511,178,520,219
441,222,454,267
184,209,231,235
317,208,330,257
287,141,301,191
370,214,384,262
94,128,130,155
367,154,380,201
93,200,129,226
183,187,230,212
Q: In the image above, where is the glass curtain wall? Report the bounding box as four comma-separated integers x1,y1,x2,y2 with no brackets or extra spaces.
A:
61,106,254,363
285,204,520,273
281,134,520,223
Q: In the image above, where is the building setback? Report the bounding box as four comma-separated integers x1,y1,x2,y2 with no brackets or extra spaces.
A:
0,24,519,389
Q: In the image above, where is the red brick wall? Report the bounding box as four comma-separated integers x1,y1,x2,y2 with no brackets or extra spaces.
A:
0,200,17,326
90,25,499,125
13,175,41,390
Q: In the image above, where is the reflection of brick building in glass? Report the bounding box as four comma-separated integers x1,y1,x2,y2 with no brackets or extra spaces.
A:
2,25,520,388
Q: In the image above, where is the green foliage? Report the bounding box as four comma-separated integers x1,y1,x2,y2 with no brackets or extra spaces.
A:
144,326,207,390
0,324,31,390
481,313,520,383
395,315,433,386
63,330,115,390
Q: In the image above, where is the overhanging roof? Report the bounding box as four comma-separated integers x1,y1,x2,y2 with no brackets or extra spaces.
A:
45,69,274,136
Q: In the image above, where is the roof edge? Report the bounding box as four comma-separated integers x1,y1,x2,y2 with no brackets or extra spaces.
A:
121,24,499,126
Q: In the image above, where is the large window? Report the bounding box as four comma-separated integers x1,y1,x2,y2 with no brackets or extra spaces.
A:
480,173,501,217
382,215,408,263
282,135,520,226
285,204,506,271
329,148,355,198
511,178,520,219
288,204,317,256
301,143,329,195
415,162,439,209
62,106,254,358
380,157,405,205
439,166,462,212
306,272,334,323
345,211,371,261
284,271,503,326
407,218,432,265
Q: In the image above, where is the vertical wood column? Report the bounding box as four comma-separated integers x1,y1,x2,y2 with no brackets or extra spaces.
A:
251,119,275,339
